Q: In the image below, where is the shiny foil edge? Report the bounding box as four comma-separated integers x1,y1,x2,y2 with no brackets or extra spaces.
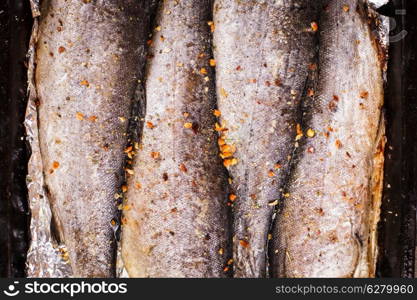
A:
24,13,72,278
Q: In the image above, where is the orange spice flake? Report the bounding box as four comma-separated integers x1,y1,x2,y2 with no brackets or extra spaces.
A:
335,139,343,149
342,5,350,12
213,109,221,117
310,21,319,32
88,115,97,122
80,80,89,87
268,170,276,177
184,122,193,129
75,112,84,120
209,59,216,67
220,144,236,154
121,185,128,193
146,121,155,129
360,91,369,99
200,68,208,75
218,137,226,146
52,161,60,169
215,122,227,132
58,46,66,53
239,240,249,248
207,21,215,32
179,163,187,173
274,163,282,169
150,151,160,159
307,89,315,97
229,194,237,202
223,158,238,167
134,182,142,189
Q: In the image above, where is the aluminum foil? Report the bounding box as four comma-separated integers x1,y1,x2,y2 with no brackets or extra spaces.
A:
24,5,72,278
369,0,389,9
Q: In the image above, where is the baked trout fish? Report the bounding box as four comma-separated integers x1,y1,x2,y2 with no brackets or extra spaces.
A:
271,0,386,278
213,0,319,277
120,0,231,278
34,0,151,277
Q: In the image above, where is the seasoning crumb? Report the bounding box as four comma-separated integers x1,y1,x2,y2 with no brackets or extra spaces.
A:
52,161,60,169
306,128,315,138
213,109,221,117
220,88,228,98
200,68,208,75
360,91,369,99
122,185,128,193
58,46,66,53
223,158,238,167
151,151,160,159
209,59,216,67
179,163,187,173
75,112,84,120
207,21,215,32
229,194,237,202
80,80,89,87
335,139,343,149
146,121,155,129
239,240,249,248
342,5,350,12
310,21,318,32
184,122,193,129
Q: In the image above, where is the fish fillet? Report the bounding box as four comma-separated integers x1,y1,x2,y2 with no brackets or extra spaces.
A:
271,0,385,278
120,0,231,278
34,0,151,277
213,0,319,277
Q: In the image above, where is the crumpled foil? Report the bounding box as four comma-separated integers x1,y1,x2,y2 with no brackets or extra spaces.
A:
24,4,72,278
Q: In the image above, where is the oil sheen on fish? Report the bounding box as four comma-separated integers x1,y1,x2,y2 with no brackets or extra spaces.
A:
213,0,319,277
120,0,231,278
271,0,385,278
35,0,150,277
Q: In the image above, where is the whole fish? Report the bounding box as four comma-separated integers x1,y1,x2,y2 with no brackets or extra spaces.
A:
213,0,319,277
271,0,386,278
121,0,231,278
34,0,151,277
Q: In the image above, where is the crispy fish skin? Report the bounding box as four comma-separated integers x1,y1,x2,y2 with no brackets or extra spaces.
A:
35,0,149,277
213,0,319,277
271,0,385,278
121,0,230,278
